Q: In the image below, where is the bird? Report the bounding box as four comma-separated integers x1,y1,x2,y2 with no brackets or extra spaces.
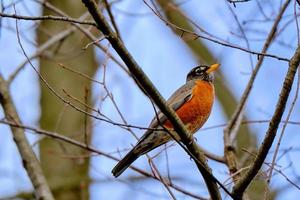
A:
112,63,220,177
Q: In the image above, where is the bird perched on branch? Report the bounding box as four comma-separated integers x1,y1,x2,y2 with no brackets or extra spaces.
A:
112,63,220,177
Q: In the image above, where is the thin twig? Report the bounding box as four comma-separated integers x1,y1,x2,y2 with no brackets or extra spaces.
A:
243,149,300,191
84,87,89,146
0,12,96,26
143,0,289,62
227,0,251,3
103,0,121,40
227,2,254,69
148,161,178,200
8,27,75,83
33,0,130,77
295,0,300,45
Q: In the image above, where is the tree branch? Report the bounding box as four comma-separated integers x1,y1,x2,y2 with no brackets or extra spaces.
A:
223,0,291,184
0,75,54,200
144,0,289,62
103,0,121,40
0,12,96,26
0,119,206,200
232,42,300,198
81,0,226,199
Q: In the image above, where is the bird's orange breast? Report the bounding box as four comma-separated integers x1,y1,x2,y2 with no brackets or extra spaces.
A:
164,80,214,134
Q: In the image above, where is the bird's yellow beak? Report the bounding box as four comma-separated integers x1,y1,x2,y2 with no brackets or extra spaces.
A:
206,63,220,73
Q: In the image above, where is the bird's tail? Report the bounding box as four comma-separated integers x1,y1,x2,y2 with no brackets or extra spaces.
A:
112,148,140,177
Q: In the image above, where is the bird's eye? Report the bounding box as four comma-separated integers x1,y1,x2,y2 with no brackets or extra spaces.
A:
195,68,202,74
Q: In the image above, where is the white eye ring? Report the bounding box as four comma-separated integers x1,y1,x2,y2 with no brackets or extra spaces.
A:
195,68,202,74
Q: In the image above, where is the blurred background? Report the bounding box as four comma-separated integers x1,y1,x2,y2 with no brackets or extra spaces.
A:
0,0,299,199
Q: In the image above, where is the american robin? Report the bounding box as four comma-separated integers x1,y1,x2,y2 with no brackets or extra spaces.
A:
112,63,220,177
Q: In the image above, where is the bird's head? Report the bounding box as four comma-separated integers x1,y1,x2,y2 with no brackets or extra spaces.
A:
186,63,220,82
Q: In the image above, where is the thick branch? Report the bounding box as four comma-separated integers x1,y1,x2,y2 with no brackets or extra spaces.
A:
0,75,54,200
81,0,223,199
232,44,300,197
223,0,291,183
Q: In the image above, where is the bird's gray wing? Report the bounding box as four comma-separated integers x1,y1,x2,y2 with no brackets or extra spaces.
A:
148,80,196,128
129,80,196,157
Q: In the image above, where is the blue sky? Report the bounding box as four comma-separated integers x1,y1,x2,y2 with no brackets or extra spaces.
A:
0,0,300,199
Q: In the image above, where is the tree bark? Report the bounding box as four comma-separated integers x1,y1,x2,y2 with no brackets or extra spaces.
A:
37,1,98,199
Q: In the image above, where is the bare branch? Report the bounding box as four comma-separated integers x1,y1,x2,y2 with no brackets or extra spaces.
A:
81,0,227,199
232,38,300,199
103,0,121,40
227,0,251,4
0,75,54,200
0,12,96,26
264,61,300,199
0,119,207,200
143,0,289,62
223,0,291,185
